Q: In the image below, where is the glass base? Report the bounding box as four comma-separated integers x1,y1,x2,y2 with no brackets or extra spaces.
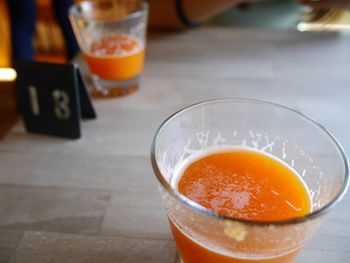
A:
91,74,139,98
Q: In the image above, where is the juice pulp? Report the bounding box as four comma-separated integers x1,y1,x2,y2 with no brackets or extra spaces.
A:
83,34,145,80
172,149,311,263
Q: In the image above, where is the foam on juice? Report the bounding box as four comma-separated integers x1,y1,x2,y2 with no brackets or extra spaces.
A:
171,146,311,211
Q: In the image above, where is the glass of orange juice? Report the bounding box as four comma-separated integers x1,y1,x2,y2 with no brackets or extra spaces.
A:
151,99,349,263
69,0,148,97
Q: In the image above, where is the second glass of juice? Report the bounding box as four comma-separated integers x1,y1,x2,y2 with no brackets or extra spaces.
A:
151,99,349,263
69,0,148,97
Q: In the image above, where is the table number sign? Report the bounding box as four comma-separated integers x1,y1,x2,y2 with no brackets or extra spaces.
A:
15,61,96,139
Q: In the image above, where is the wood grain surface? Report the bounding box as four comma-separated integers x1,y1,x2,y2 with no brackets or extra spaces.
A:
0,27,350,262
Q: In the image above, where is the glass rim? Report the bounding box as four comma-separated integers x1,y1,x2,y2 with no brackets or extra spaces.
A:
151,98,350,226
69,0,149,22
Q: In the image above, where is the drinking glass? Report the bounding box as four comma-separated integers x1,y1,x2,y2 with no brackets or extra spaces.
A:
69,0,148,97
151,99,349,263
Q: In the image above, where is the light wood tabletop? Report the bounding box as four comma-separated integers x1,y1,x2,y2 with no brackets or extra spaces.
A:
0,27,350,263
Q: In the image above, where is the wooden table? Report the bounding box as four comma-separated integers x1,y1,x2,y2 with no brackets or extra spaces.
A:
1,27,350,263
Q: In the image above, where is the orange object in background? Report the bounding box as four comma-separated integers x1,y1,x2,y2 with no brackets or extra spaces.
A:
173,149,311,263
83,34,145,80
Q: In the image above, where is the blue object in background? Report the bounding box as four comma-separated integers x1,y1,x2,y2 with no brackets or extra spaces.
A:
7,0,36,60
7,0,79,61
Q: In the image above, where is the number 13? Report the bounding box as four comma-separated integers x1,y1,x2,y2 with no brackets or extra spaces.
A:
28,86,71,120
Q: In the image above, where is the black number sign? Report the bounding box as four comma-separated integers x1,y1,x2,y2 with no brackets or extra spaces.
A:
15,61,96,139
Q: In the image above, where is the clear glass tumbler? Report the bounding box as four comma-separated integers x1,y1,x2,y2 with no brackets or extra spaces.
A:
151,99,349,263
69,0,148,97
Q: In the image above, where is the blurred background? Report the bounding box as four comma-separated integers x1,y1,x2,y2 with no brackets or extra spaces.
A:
0,0,321,69
0,0,349,138
0,0,70,67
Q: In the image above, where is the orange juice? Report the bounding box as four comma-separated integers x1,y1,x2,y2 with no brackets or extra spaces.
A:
172,148,311,263
83,34,145,80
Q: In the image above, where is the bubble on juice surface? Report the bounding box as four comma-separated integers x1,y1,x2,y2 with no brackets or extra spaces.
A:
231,191,250,209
